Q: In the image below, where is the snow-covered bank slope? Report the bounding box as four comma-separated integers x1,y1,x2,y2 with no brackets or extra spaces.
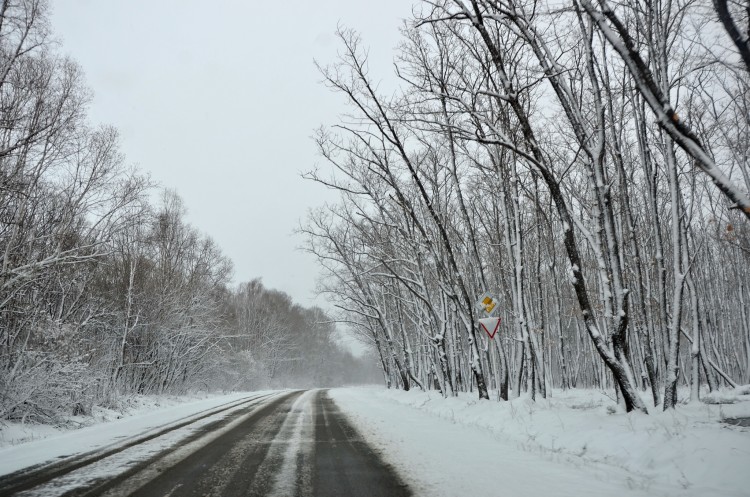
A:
330,387,750,497
0,391,270,476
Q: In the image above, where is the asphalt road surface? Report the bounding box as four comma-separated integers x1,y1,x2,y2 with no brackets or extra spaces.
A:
1,390,411,497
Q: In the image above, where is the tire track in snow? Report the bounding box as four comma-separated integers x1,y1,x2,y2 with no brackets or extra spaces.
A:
106,390,303,497
0,391,278,495
12,391,294,497
247,389,316,497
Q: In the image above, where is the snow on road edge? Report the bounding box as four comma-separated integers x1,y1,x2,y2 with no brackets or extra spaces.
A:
329,387,750,497
0,390,275,476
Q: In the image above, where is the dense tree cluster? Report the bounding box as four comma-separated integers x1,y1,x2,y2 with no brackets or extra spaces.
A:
303,0,750,412
0,0,374,424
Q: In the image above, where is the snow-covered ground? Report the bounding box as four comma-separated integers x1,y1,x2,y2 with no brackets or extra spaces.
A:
330,387,750,497
3,387,748,496
0,392,255,449
0,391,272,477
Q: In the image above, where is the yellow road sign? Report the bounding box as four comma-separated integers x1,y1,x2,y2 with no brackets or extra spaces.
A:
476,292,499,316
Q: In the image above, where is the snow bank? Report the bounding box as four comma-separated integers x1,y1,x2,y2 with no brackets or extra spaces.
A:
702,384,750,405
0,391,268,476
0,392,247,448
330,387,750,497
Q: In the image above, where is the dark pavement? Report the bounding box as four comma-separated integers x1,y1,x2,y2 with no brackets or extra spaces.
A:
62,389,411,497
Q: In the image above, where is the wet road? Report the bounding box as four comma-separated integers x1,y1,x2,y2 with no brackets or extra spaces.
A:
3,390,410,496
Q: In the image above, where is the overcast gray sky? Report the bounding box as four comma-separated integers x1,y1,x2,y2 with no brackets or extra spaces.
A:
51,0,415,308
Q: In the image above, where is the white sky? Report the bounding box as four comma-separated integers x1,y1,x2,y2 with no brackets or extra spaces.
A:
51,0,415,309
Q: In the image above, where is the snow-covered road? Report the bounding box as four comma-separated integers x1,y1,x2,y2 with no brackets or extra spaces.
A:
0,392,275,479
0,390,408,496
2,387,747,496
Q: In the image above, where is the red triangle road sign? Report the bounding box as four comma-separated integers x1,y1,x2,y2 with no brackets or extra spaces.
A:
479,317,501,339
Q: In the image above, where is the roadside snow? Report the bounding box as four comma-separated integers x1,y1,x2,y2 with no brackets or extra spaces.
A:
0,393,245,448
0,391,271,477
330,387,750,497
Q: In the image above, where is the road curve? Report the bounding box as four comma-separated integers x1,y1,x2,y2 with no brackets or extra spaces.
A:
6,390,410,497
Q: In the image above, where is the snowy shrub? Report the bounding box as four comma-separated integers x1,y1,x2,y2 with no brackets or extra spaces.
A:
0,351,97,424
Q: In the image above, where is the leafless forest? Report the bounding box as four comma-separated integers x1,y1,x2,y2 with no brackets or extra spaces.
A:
302,0,750,412
1,0,749,426
0,1,378,424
